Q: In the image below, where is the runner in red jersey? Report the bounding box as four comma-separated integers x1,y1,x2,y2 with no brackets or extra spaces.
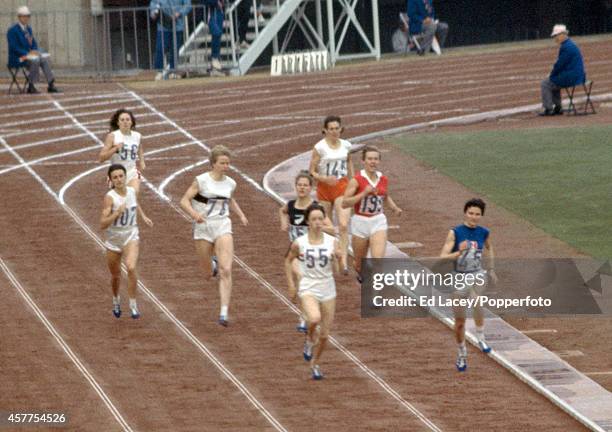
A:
342,146,402,281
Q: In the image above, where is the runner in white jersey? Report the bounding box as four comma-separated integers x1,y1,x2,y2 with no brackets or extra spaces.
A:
100,164,153,320
286,203,341,380
279,171,334,333
99,109,146,194
180,145,248,327
309,115,354,274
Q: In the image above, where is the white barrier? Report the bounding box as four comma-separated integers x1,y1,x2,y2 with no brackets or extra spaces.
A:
270,50,330,76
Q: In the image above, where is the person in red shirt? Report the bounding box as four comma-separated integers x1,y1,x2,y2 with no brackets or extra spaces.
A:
342,146,402,280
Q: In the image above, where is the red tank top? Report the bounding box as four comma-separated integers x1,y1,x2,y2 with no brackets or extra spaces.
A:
353,170,388,216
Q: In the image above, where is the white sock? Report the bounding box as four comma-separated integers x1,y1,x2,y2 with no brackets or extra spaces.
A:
129,298,137,309
220,305,228,317
476,325,485,341
113,296,120,305
458,341,466,354
299,318,306,326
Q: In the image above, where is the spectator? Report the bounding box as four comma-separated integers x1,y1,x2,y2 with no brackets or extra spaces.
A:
150,0,192,80
7,6,60,94
539,24,586,116
392,13,413,53
407,0,449,55
201,0,224,75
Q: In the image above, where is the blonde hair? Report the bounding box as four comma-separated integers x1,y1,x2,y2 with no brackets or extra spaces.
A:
210,145,232,165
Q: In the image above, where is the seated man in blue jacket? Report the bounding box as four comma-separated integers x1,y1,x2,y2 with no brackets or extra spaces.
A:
539,24,586,116
407,0,448,55
7,6,59,94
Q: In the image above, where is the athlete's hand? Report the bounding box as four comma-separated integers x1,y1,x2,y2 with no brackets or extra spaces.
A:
364,184,376,195
240,215,249,226
116,202,127,215
194,213,205,224
488,269,498,285
392,206,403,217
280,219,288,231
288,285,297,302
113,142,123,154
320,175,337,186
139,160,146,171
143,216,154,227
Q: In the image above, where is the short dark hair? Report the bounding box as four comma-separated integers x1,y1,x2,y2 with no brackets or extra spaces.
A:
109,109,136,131
323,115,342,129
107,163,126,179
464,198,486,215
305,202,326,221
362,145,381,161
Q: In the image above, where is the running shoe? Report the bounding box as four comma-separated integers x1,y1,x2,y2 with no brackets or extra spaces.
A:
356,274,363,284
311,365,324,380
218,315,228,327
211,256,218,278
296,319,307,333
342,266,349,276
478,339,492,354
303,340,313,361
130,306,140,319
456,348,467,372
112,303,121,319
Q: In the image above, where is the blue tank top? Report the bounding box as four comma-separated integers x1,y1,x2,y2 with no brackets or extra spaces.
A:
452,224,489,273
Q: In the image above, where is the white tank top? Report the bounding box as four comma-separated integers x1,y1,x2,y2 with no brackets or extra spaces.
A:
106,187,138,233
297,232,336,280
109,129,141,172
192,172,237,221
314,138,352,179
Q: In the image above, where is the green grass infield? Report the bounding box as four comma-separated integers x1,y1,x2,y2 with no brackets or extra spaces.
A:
390,125,612,258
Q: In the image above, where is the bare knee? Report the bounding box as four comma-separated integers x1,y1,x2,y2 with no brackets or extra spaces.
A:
337,220,349,233
308,313,322,326
219,264,231,280
126,262,137,275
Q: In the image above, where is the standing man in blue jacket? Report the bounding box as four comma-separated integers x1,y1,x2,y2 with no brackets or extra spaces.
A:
150,0,192,80
407,0,448,55
7,6,60,94
539,24,586,116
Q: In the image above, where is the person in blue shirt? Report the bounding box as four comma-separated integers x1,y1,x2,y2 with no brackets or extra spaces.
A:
407,0,448,55
149,0,192,80
440,198,497,372
539,24,586,116
7,6,59,93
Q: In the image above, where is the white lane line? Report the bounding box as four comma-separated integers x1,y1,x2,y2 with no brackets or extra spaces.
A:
521,329,558,335
0,140,133,432
0,144,100,175
1,135,288,432
58,140,200,203
0,97,137,120
0,91,130,109
122,88,442,431
123,88,266,194
584,371,612,376
158,159,209,200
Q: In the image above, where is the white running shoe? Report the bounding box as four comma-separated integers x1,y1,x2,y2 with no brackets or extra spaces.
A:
211,58,222,70
456,347,467,372
155,72,163,81
311,365,323,380
478,339,492,353
130,306,140,319
303,340,313,361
